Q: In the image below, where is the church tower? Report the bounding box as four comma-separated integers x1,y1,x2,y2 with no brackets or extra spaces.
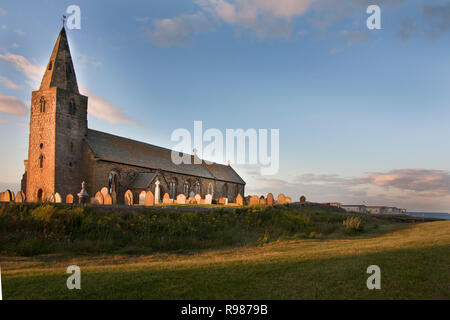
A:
26,26,88,202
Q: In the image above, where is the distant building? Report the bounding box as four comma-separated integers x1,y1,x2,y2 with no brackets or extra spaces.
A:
341,205,368,214
321,202,342,208
366,206,403,214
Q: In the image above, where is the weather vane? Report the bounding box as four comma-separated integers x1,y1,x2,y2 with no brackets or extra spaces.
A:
62,14,67,27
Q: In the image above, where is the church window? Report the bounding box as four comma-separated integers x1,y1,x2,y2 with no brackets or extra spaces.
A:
108,171,119,194
194,181,201,195
207,183,213,196
69,100,76,115
40,143,43,149
169,180,177,199
48,61,52,71
40,97,46,113
183,181,189,197
39,155,44,168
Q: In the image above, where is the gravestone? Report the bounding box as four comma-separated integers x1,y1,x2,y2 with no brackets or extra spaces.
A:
124,190,133,206
277,193,286,204
266,193,274,206
236,193,243,206
48,193,56,203
286,197,291,204
194,194,201,204
163,193,171,204
111,191,117,205
187,197,196,204
77,181,89,204
101,187,109,198
66,194,74,204
104,193,113,205
54,193,62,203
154,180,160,204
176,194,186,205
259,196,266,205
139,191,147,205
94,192,104,205
205,194,212,205
1,190,14,202
145,191,154,206
249,195,260,206
300,195,306,203
15,191,25,203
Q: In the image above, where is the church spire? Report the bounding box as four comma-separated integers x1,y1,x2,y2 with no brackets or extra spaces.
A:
39,26,79,93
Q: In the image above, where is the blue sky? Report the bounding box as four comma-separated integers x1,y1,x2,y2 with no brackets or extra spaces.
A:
0,0,449,211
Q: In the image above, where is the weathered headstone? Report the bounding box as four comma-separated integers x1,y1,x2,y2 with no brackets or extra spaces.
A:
1,190,14,202
104,193,113,205
300,195,306,203
259,196,266,205
249,195,260,206
66,194,74,204
111,191,117,205
236,193,243,206
204,194,212,205
139,191,147,205
124,190,133,206
277,193,286,204
154,179,160,204
188,197,196,204
54,193,62,203
77,181,89,204
176,194,186,205
101,187,109,198
15,191,25,203
267,193,274,206
145,191,154,206
48,193,56,203
163,193,171,204
189,191,195,199
194,194,201,204
285,197,291,204
94,192,104,205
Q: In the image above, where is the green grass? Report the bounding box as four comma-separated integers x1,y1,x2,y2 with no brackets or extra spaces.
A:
0,203,397,256
1,221,449,299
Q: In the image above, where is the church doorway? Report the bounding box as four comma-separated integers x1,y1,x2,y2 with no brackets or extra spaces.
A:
37,189,43,202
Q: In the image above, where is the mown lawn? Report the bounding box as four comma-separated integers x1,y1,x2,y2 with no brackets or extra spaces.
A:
1,221,449,299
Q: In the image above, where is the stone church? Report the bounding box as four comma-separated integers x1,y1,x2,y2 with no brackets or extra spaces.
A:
21,26,245,204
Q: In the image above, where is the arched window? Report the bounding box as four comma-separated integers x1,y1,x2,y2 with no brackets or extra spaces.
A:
39,155,44,168
207,183,213,196
194,181,201,195
169,179,177,199
69,100,76,115
183,181,189,197
108,171,119,194
48,61,53,71
40,97,46,113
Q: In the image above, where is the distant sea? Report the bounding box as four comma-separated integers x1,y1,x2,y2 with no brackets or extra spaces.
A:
406,212,450,220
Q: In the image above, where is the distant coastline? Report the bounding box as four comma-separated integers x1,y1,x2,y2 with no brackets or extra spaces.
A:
406,212,450,220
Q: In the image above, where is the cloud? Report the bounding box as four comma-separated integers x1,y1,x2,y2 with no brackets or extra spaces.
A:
0,51,43,87
0,76,24,90
360,169,450,197
77,54,103,68
198,0,313,37
79,84,147,129
0,118,28,127
146,12,214,46
330,29,369,54
0,8,6,15
1,24,6,30
135,17,150,23
396,17,417,42
14,29,25,37
10,43,19,49
423,2,450,38
0,93,28,116
241,167,450,211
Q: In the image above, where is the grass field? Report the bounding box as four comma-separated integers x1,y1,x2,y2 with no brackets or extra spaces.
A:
1,220,449,299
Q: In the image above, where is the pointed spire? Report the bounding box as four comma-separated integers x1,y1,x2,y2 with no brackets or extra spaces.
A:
39,26,79,93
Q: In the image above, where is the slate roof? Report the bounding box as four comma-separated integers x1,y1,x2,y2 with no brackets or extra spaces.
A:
86,129,246,185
